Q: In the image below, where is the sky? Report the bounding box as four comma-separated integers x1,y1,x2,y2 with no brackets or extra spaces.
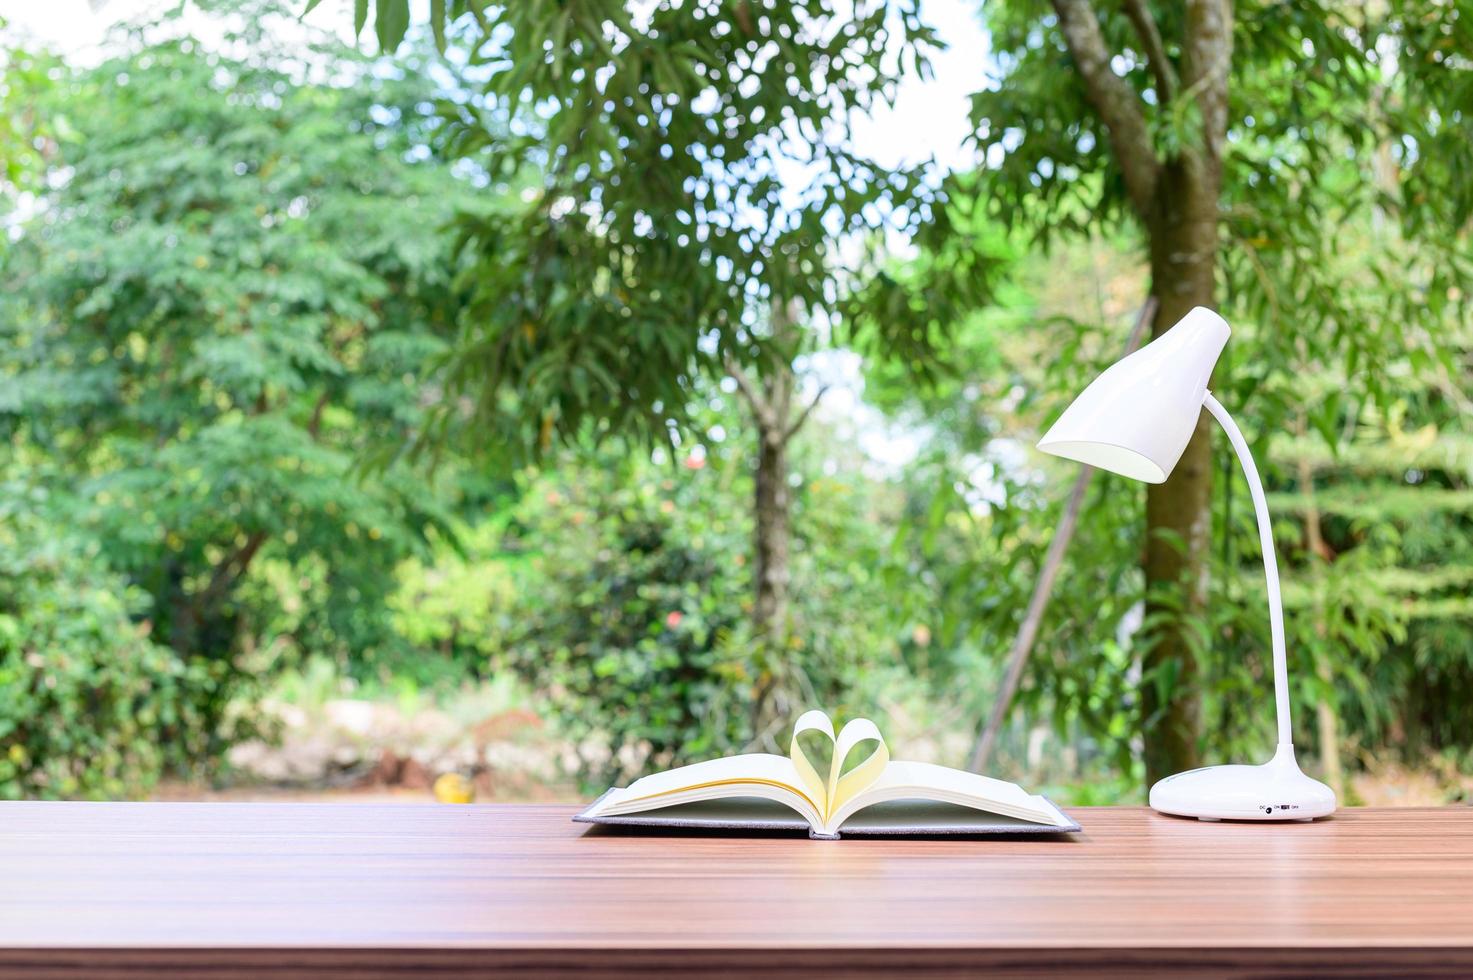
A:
4,0,994,472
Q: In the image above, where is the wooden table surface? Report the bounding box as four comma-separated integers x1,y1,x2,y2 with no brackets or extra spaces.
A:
1,802,1470,977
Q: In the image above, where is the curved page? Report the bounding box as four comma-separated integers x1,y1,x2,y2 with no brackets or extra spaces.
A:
827,760,1073,832
583,753,823,829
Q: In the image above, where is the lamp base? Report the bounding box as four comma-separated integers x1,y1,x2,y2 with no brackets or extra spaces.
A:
1149,744,1336,822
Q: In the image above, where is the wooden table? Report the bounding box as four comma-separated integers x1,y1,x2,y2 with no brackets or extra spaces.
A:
1,803,1470,977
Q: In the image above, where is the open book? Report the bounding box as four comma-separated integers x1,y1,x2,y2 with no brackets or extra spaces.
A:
575,709,1078,839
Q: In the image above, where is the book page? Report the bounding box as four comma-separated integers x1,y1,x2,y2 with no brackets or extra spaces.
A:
829,760,1071,832
584,753,823,827
834,800,1065,833
789,709,836,814
827,718,889,816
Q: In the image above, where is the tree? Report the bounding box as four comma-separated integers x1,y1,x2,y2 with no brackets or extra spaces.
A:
0,6,476,737
323,0,990,740
964,0,1469,780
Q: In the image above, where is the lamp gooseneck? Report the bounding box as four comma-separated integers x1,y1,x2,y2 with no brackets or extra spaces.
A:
1202,392,1292,747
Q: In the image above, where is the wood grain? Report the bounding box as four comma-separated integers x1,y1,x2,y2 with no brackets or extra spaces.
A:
1,803,1470,977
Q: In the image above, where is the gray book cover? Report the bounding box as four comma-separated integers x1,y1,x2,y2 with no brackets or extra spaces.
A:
573,791,1082,839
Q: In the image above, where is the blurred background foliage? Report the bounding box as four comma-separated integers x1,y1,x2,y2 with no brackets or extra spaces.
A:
0,0,1468,804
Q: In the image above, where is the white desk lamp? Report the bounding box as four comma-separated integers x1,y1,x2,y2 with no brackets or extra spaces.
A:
1038,307,1336,821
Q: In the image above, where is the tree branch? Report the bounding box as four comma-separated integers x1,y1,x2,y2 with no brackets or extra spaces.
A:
725,353,776,431
307,391,331,439
783,384,831,443
1122,0,1176,102
196,530,269,615
1051,0,1160,214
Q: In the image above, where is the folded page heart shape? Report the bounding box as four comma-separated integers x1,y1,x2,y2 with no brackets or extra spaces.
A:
789,709,890,821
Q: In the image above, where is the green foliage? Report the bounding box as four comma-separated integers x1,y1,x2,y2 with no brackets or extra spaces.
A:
1252,368,1473,761
867,0,1472,782
501,401,907,785
0,486,209,798
2,0,1468,804
506,456,753,782
968,1,1469,435
871,256,1151,779
0,34,57,204
0,2,480,763
321,0,970,459
387,519,521,680
870,229,1473,786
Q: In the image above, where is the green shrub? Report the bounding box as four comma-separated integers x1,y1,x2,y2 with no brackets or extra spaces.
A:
502,424,908,786
0,9,476,752
0,492,208,798
388,519,521,683
504,459,752,784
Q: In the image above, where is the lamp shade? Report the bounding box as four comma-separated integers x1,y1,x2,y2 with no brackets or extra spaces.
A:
1037,306,1230,483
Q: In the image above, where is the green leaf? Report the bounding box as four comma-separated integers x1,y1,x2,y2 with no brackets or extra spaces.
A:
375,0,409,52
430,0,446,52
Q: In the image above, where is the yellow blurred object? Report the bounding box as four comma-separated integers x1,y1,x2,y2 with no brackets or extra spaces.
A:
433,773,475,804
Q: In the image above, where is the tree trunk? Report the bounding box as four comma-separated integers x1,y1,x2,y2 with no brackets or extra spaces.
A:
749,302,797,645
1140,159,1220,784
752,413,791,642
747,399,795,744
1049,0,1232,786
728,299,812,745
